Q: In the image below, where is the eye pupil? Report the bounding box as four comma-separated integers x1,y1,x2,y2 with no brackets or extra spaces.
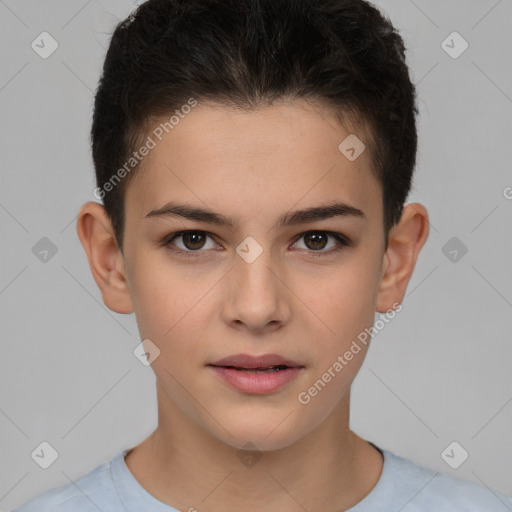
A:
304,232,327,250
183,232,206,250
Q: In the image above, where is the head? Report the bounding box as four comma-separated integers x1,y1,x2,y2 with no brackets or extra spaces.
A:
78,0,429,452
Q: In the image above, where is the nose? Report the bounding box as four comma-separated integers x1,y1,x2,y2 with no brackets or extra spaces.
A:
222,246,291,334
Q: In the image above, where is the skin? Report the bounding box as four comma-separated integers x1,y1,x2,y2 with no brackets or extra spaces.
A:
77,99,429,511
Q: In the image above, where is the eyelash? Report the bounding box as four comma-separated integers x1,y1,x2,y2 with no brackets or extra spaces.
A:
160,230,353,259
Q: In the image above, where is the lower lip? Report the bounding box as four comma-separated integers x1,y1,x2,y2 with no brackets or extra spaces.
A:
209,366,303,394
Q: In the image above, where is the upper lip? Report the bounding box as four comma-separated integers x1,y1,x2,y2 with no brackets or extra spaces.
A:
209,353,303,369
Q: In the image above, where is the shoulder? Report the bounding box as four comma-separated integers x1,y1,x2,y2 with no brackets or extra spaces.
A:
11,455,120,512
383,449,512,511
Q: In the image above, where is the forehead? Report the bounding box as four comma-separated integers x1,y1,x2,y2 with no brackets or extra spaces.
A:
125,99,382,227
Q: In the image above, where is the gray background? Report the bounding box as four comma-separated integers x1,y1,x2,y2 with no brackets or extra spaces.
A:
1,0,511,509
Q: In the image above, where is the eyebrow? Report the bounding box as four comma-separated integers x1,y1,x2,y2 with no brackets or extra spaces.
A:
144,201,366,230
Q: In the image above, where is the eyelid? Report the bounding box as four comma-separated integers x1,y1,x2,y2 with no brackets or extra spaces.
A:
161,229,352,256
292,230,353,247
163,230,220,252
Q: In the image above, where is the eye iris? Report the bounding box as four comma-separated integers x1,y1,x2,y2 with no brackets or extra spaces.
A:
305,232,327,250
183,232,206,250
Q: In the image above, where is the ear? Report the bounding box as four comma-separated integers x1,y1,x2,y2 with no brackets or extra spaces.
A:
375,203,430,314
76,201,134,314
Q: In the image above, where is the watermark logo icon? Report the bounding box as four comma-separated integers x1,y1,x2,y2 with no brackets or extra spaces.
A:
133,339,161,366
31,32,59,59
442,236,468,263
441,31,468,59
338,134,366,161
236,236,263,264
31,441,59,469
32,237,58,263
236,442,262,467
441,441,469,469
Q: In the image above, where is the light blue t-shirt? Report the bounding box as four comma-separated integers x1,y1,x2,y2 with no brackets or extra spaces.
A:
11,444,512,511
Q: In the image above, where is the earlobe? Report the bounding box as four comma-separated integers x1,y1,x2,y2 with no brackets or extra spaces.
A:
375,203,430,314
76,201,134,314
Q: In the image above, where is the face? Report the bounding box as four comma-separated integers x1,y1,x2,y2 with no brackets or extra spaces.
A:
116,99,390,451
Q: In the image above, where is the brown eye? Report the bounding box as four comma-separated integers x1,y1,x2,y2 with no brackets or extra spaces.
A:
293,231,352,255
165,231,217,253
181,232,207,250
303,232,329,250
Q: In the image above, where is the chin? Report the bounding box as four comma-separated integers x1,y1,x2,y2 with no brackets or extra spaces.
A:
223,434,302,453
208,414,307,453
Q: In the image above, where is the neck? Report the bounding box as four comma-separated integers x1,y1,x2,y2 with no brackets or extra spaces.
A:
124,380,383,512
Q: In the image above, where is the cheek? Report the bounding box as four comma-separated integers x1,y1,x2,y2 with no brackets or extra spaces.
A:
302,260,380,341
126,243,198,325
127,259,219,371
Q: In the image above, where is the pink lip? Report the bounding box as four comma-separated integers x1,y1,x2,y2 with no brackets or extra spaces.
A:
208,353,304,395
209,353,303,369
209,366,303,394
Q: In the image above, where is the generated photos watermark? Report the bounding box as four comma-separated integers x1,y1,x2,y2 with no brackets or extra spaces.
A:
93,98,198,201
297,301,402,405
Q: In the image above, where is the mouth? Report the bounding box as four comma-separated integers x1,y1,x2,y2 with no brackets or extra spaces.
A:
212,365,294,373
208,353,304,370
207,354,304,394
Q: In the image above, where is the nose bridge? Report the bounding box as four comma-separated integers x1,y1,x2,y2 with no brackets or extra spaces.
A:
234,236,280,294
225,235,288,328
